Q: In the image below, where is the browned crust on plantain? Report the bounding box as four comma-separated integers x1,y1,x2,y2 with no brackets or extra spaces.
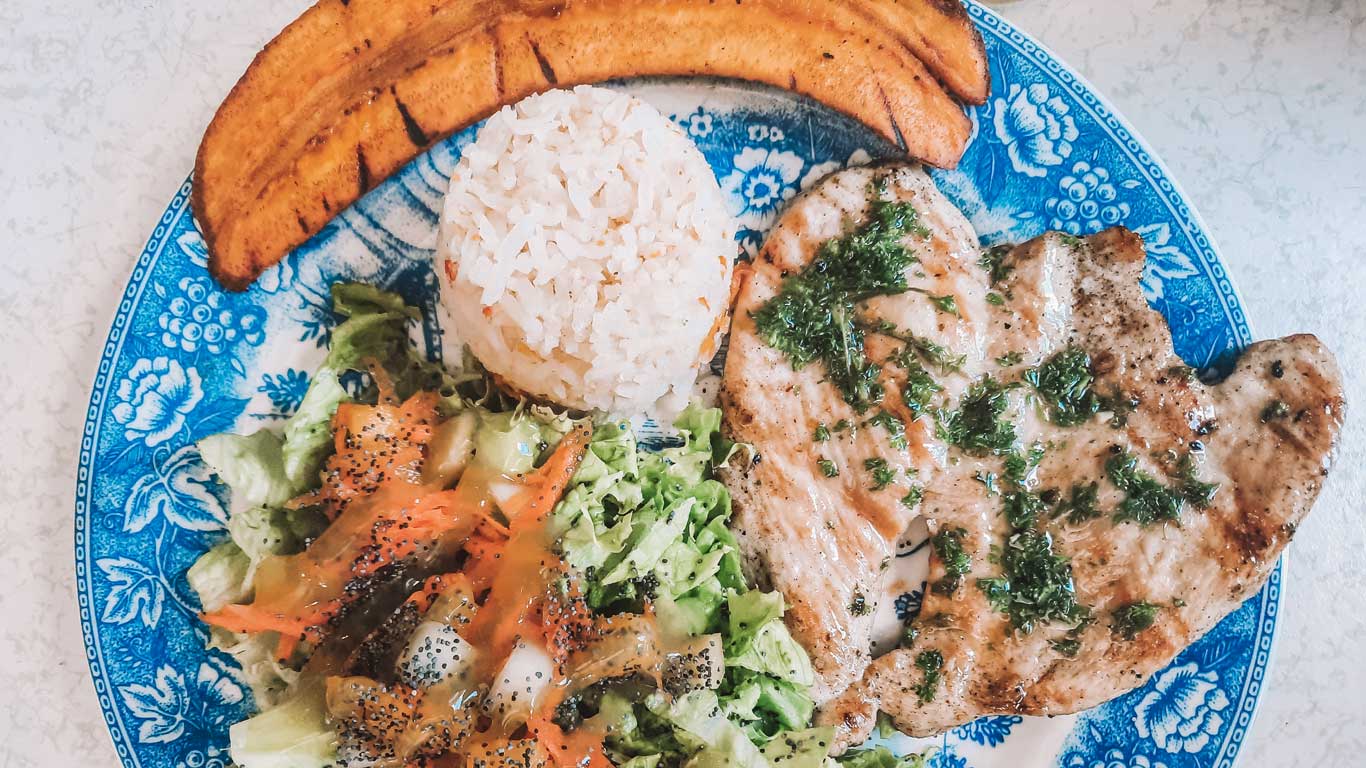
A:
842,0,990,104
193,0,973,290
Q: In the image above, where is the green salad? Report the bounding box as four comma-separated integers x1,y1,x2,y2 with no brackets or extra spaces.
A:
187,283,925,768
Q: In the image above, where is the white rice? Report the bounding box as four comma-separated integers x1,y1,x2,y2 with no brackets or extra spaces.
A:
436,86,736,417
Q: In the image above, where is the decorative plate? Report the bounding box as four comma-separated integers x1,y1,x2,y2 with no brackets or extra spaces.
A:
75,3,1276,767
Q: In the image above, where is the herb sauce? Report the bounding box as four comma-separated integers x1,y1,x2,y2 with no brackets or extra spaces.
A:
751,198,928,411
931,527,971,595
1111,601,1160,640
864,457,896,490
913,650,944,703
1026,347,1100,427
1053,482,1102,524
936,376,1019,457
976,530,1089,634
1107,449,1217,525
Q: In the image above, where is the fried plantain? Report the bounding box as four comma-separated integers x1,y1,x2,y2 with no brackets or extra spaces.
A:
843,0,990,104
194,0,975,290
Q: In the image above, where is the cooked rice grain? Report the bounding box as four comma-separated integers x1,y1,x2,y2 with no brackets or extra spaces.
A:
437,86,736,416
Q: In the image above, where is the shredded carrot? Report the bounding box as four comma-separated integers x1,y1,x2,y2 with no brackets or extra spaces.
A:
468,424,592,664
292,390,441,519
201,488,483,656
404,573,464,614
363,356,400,405
505,423,593,527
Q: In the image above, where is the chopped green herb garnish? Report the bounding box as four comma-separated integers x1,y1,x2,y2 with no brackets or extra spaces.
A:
986,292,1006,307
814,424,831,442
936,376,1018,456
978,244,1013,285
1111,601,1160,640
864,457,896,490
914,290,959,316
817,459,839,478
976,530,1088,633
1175,452,1219,509
1026,347,1100,427
1054,482,1102,524
874,322,966,374
833,419,851,432
1172,597,1187,608
901,486,924,510
751,199,927,411
1050,637,1082,657
849,591,871,616
898,359,943,418
995,351,1023,366
931,527,971,595
1107,451,1183,525
1059,233,1084,247
1261,399,1291,422
866,410,908,450
900,624,919,649
1002,491,1046,530
1003,443,1046,486
1098,390,1140,429
913,650,944,703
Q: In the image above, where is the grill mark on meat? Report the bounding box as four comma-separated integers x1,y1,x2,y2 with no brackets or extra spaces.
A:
722,164,1344,750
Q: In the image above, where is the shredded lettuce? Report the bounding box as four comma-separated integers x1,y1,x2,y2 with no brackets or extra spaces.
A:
279,368,347,489
550,405,832,766
186,540,251,612
227,681,336,768
198,431,294,508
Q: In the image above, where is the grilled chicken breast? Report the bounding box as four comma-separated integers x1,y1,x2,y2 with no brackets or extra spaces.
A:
720,164,1344,749
721,165,984,702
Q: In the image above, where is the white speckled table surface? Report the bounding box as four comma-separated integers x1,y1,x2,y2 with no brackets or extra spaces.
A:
2,0,1363,765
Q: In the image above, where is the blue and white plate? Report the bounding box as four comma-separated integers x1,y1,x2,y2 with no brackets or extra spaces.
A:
75,4,1275,767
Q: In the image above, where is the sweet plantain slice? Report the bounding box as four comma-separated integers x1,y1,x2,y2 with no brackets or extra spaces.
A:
193,0,972,290
843,0,990,105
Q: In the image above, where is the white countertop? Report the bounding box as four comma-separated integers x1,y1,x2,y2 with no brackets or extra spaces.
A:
2,0,1362,764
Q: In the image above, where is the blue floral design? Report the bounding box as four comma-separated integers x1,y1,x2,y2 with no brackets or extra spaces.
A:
1045,161,1132,235
894,588,923,622
1135,223,1199,302
953,715,1022,747
929,745,971,768
118,662,244,746
1133,662,1230,754
1064,748,1171,768
258,369,309,416
721,147,804,230
991,83,1079,177
123,445,227,534
176,230,208,269
682,108,713,138
112,357,204,447
157,276,266,354
76,7,1282,766
97,557,165,628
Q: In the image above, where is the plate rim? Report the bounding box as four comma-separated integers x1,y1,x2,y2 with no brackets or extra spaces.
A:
72,4,1280,766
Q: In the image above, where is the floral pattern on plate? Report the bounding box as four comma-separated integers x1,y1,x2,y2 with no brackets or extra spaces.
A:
75,3,1272,768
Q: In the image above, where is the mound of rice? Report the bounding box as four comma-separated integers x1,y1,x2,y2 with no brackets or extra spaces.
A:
436,85,736,417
